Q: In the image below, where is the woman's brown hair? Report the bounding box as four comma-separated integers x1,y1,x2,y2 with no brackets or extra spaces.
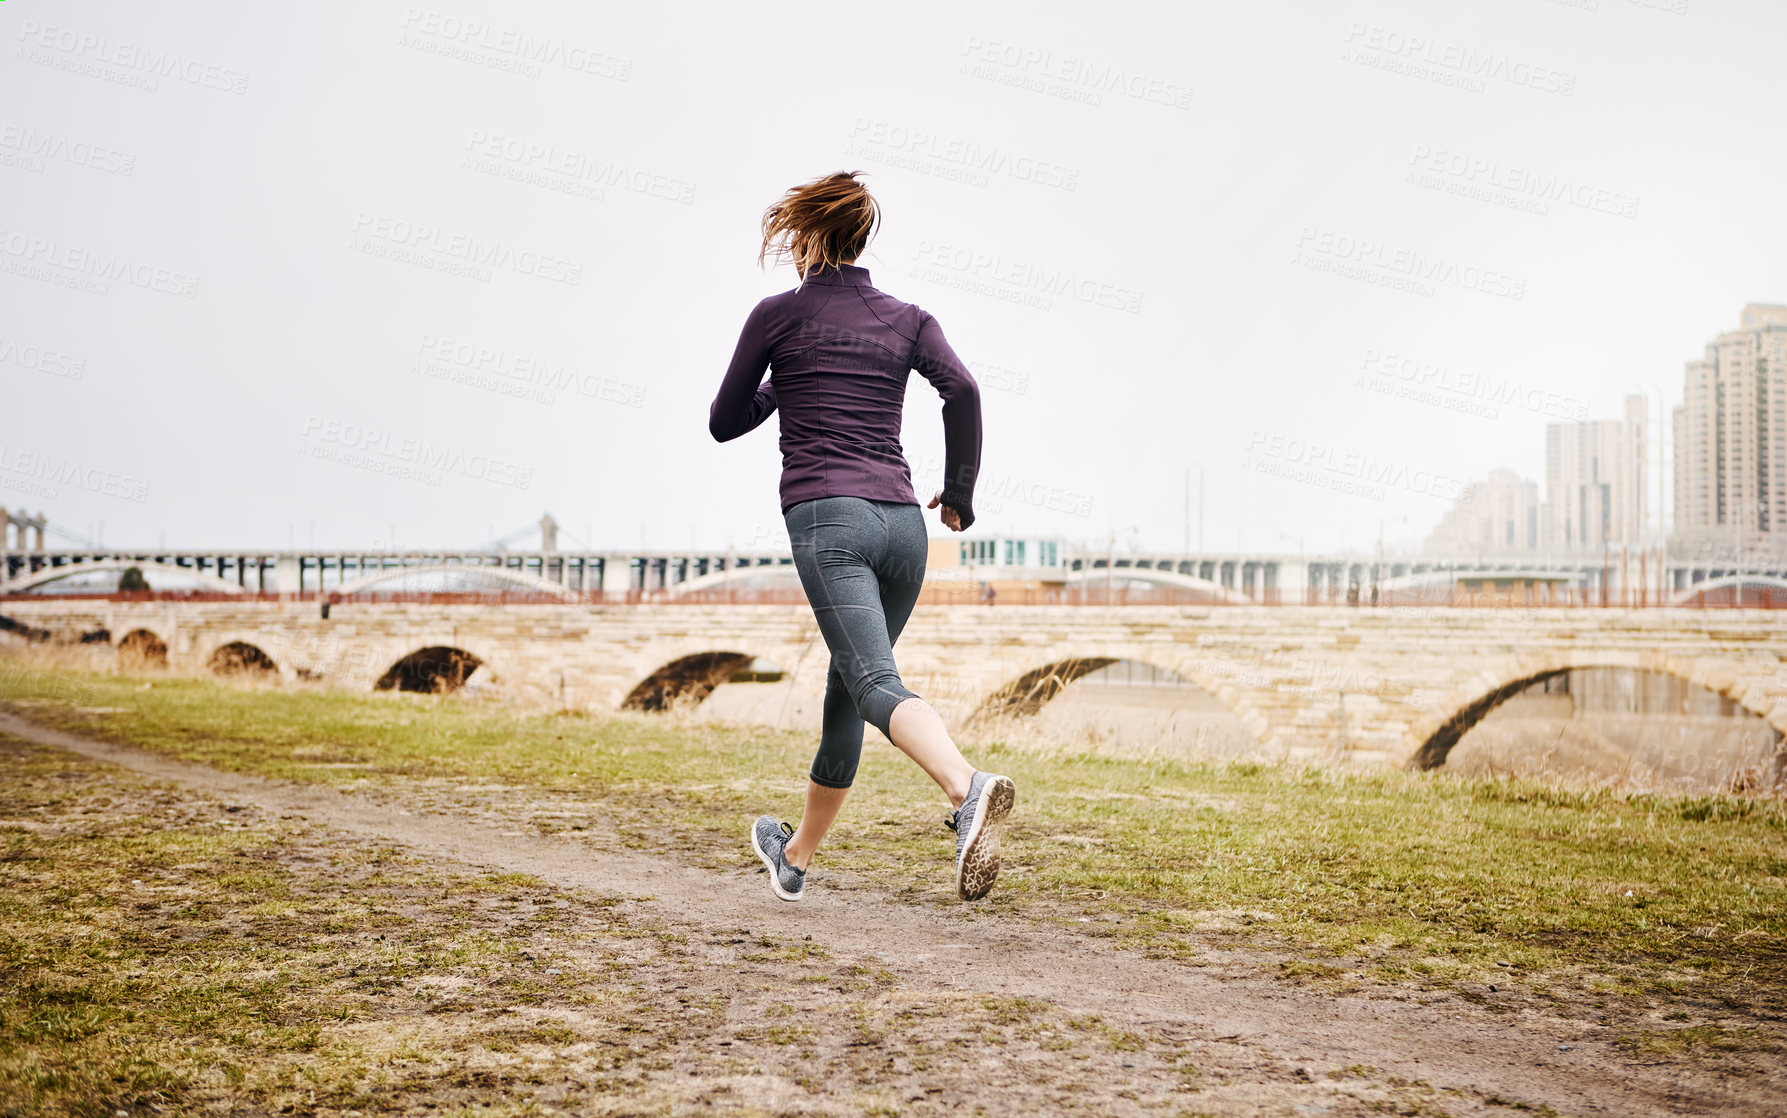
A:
759,171,881,277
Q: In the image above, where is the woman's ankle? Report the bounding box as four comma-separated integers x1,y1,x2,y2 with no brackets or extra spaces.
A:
784,839,814,871
944,765,976,808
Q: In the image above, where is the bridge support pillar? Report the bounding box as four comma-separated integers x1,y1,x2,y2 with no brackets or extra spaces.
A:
1277,560,1303,598
600,557,632,596
275,556,301,598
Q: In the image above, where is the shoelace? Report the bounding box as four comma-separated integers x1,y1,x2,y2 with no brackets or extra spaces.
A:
945,773,982,833
775,820,807,879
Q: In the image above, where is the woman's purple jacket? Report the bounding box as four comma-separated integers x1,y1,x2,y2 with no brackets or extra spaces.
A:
708,264,982,528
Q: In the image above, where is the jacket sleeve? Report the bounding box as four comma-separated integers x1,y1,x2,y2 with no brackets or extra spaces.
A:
913,311,983,529
709,301,778,442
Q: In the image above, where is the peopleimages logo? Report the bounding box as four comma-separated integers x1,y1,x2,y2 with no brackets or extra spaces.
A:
970,359,1030,395
907,453,1092,517
0,124,136,176
1358,349,1591,420
14,21,251,94
399,8,631,80
1293,227,1526,301
299,416,533,490
0,443,150,503
845,118,1080,191
1341,23,1576,96
463,130,695,203
0,228,200,298
1407,145,1639,219
0,335,85,380
414,333,646,408
960,36,1192,109
1242,430,1472,502
911,240,1143,313
349,212,584,286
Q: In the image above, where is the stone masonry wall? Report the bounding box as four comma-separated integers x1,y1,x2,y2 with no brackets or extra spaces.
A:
5,600,1785,768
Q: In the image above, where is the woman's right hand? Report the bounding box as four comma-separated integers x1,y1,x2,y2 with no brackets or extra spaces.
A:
928,491,964,532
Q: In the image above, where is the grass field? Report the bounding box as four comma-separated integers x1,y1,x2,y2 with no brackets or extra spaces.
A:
0,729,612,1114
9,730,1263,1116
3,660,1783,1024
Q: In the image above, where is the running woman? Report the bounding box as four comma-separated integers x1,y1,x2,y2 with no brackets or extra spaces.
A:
709,171,1016,903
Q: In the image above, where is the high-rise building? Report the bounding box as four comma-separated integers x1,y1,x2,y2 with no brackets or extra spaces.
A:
1673,304,1787,559
1423,468,1540,556
1543,395,1648,553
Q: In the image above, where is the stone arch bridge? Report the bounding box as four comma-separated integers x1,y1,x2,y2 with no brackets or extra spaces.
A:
4,600,1784,769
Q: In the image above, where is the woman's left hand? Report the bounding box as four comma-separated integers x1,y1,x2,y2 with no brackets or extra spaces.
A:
928,491,964,532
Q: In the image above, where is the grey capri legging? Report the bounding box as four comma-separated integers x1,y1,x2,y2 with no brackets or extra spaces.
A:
783,495,928,789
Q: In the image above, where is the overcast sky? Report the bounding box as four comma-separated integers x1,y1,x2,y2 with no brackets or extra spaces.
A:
7,0,1783,557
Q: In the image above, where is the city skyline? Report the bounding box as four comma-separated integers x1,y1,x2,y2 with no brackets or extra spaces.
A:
13,298,1766,559
9,0,1787,558
1420,304,1787,564
9,289,1779,561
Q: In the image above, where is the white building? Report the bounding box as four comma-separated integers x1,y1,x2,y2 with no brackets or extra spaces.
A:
954,537,1062,568
1673,304,1787,559
1544,394,1648,553
1423,469,1540,556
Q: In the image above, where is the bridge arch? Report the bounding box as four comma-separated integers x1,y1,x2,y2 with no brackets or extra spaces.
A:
117,628,168,667
970,651,1270,751
375,646,483,693
333,564,577,599
208,640,279,677
1407,652,1786,770
664,565,802,599
1668,574,1787,607
1063,569,1250,603
979,656,1119,715
622,651,758,712
1,560,247,595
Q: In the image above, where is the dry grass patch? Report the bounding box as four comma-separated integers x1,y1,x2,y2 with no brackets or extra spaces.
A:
2,728,1439,1116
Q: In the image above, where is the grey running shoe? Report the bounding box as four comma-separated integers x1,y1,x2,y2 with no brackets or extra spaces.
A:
946,771,1017,901
750,815,806,902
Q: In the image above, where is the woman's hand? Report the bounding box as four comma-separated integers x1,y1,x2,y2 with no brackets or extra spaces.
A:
928,491,964,532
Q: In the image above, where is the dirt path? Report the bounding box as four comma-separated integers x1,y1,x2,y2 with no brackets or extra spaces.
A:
4,711,1775,1116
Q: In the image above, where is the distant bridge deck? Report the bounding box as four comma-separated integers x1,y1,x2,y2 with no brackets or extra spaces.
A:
7,546,1787,607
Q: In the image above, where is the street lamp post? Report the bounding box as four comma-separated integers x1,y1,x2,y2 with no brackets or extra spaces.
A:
1184,463,1204,555
1636,382,1673,602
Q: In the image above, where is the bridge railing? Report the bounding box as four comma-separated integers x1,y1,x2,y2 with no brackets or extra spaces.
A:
5,587,1786,608
1364,587,1787,609
0,588,1247,606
